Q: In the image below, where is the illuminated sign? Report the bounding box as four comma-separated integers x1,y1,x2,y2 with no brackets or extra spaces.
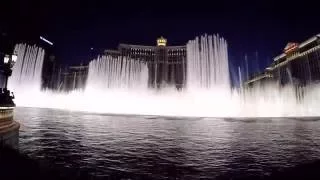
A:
284,42,298,54
157,37,167,46
40,36,53,46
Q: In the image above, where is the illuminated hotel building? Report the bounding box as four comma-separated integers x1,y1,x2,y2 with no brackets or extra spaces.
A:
246,34,320,86
41,37,187,91
104,37,187,88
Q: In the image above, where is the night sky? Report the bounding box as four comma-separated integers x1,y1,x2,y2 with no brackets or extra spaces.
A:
1,0,319,72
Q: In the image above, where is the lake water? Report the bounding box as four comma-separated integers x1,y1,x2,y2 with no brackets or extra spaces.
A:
15,107,320,179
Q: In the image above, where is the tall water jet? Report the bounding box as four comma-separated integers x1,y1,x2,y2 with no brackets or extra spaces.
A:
86,55,149,92
8,44,45,105
186,34,230,90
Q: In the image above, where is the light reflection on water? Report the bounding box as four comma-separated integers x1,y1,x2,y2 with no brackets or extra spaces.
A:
15,107,320,179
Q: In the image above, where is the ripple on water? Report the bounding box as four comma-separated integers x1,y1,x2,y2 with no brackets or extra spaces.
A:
15,107,320,179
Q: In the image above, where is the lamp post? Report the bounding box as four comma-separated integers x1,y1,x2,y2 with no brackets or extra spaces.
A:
3,54,17,88
0,53,19,149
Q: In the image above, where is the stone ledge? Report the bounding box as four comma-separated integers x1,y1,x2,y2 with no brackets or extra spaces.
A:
0,120,14,128
0,121,19,149
0,121,20,135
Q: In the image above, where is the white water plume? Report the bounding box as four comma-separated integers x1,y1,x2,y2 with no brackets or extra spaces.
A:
7,35,320,117
86,55,148,91
186,34,230,90
8,43,44,94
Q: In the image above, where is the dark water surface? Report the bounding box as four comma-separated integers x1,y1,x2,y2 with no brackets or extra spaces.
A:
14,107,320,179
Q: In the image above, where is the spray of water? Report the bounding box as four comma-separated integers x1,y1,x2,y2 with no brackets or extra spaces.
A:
8,43,45,98
8,36,320,117
86,55,148,91
186,34,230,90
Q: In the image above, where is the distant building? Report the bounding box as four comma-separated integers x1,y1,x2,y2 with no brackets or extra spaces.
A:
245,34,320,87
104,37,187,88
60,65,88,91
42,37,187,91
244,71,273,87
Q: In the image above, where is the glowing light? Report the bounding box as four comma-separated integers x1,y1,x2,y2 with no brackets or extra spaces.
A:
284,42,299,54
157,37,167,46
40,36,53,46
11,54,17,63
3,55,9,63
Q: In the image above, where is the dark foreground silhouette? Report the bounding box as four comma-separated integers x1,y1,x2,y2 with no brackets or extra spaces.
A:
1,146,320,180
0,147,91,180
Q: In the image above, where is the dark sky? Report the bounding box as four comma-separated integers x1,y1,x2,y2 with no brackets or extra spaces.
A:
1,0,319,71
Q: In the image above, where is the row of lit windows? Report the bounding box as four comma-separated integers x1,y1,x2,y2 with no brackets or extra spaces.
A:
127,48,185,51
126,52,186,56
127,56,185,63
130,52,156,55
168,52,186,55
129,48,153,51
300,45,320,57
168,49,186,51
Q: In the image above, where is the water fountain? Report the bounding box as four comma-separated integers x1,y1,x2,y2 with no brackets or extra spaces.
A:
7,44,45,107
7,34,320,117
186,34,230,90
86,55,148,91
8,44,45,93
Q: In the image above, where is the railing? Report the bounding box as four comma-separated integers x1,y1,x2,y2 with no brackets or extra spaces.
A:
271,45,320,70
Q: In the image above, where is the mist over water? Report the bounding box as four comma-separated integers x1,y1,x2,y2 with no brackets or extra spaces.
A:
8,35,320,117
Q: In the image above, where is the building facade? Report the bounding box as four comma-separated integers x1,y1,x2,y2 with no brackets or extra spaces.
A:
245,34,320,87
43,37,187,91
104,37,187,89
60,65,88,91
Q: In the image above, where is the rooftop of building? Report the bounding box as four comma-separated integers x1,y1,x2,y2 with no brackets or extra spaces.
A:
273,33,320,62
104,37,186,53
118,44,186,50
